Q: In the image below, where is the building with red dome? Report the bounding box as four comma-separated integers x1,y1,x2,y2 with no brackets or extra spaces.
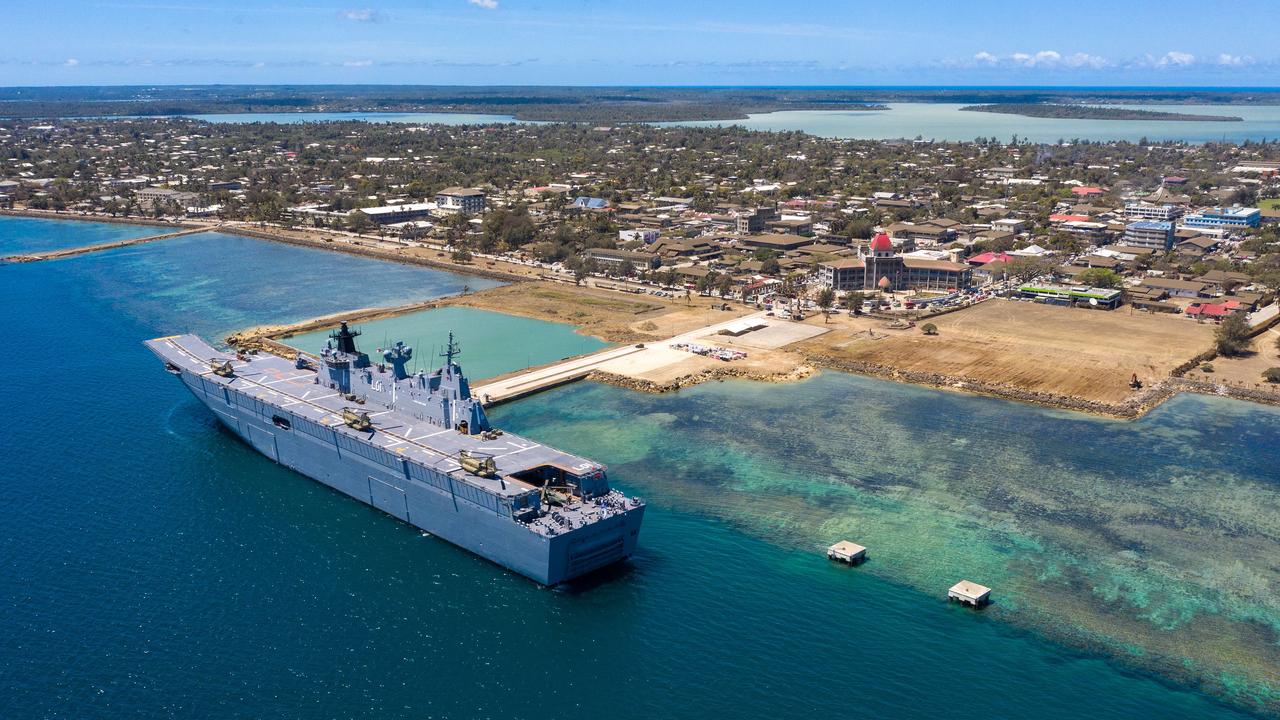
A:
817,233,972,293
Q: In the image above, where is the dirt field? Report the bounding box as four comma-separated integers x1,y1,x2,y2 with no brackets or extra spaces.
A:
795,300,1216,403
1186,331,1280,393
440,282,754,343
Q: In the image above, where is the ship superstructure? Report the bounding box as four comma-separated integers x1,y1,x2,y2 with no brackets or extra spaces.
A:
147,323,644,585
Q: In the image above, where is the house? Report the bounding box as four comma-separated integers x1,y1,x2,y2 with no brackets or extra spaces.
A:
1140,277,1209,298
1175,236,1221,256
571,196,609,210
1185,300,1244,320
1197,269,1252,292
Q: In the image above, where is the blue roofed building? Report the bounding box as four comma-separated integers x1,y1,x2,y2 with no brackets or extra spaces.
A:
1182,206,1261,230
571,196,609,210
1123,220,1175,250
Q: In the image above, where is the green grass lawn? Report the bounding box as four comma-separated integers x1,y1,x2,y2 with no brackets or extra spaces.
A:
1260,198,1280,210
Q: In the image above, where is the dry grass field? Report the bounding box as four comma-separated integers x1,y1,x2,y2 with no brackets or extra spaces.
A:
796,300,1216,403
442,282,753,343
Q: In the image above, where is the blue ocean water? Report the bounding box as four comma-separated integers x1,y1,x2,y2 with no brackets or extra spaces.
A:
0,219,1272,719
0,215,163,254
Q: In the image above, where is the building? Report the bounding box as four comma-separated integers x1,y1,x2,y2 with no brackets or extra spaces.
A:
818,233,971,293
1058,220,1110,244
734,206,777,233
1124,202,1182,222
1140,277,1209,298
1182,206,1261,230
1123,221,1175,250
583,248,660,271
886,220,958,246
135,186,199,209
434,187,486,215
738,233,815,253
571,196,608,210
619,228,660,244
357,202,436,225
1019,283,1123,309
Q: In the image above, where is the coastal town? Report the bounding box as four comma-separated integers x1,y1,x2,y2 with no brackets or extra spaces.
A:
4,117,1280,415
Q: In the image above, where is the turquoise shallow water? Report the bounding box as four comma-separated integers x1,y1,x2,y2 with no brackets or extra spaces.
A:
664,103,1280,144
118,103,1280,142
71,229,503,339
0,216,163,254
0,219,1274,718
284,306,610,382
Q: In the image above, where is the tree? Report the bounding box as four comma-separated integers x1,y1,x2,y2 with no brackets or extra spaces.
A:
716,273,734,298
1263,367,1280,383
347,210,374,234
1214,313,1252,356
921,323,939,335
816,287,836,322
760,257,781,276
844,291,864,314
450,243,473,263
1006,256,1057,282
1077,268,1123,289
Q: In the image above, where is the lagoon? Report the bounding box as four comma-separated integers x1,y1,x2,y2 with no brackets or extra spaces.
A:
283,305,609,381
665,103,1280,144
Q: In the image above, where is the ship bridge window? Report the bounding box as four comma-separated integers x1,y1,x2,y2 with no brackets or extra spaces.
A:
272,415,291,430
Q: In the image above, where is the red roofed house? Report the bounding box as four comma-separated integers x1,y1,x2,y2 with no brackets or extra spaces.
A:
1072,186,1105,197
1049,213,1091,224
1185,300,1243,320
966,251,1014,266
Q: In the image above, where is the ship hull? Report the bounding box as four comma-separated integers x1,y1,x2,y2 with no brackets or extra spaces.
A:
173,367,643,585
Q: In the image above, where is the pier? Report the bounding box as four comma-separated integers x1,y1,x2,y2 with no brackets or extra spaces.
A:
473,311,776,405
3,226,208,263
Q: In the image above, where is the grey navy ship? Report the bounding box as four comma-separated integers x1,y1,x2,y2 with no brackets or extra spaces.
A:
147,324,644,585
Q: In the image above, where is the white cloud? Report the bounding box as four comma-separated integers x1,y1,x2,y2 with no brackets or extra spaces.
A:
338,8,378,22
467,0,499,9
63,58,79,67
1156,51,1195,67
1217,53,1253,67
1064,52,1109,69
343,59,373,67
1031,50,1061,65
973,51,998,65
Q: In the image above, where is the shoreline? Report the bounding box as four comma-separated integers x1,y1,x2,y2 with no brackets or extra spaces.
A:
15,209,1279,420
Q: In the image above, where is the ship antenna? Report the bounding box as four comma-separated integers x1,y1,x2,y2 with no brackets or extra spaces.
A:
442,332,461,367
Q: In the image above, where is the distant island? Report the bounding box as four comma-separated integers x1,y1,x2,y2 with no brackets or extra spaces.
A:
960,103,1244,122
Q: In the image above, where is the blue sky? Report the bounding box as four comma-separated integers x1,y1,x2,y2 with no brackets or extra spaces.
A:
4,0,1278,86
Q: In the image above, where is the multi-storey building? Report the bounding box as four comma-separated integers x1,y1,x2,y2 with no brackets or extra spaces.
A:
818,233,972,293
